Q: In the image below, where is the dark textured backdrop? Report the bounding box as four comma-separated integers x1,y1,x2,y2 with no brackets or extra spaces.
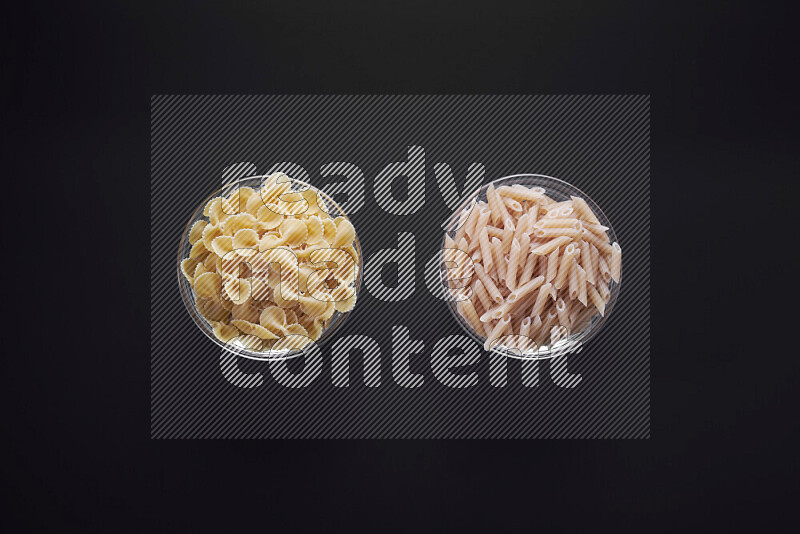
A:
7,0,796,530
151,95,650,438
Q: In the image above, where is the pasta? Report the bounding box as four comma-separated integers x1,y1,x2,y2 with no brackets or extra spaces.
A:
181,173,361,353
444,182,621,354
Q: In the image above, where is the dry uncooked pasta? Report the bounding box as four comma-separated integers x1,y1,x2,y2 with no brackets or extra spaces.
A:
181,173,360,353
444,183,621,354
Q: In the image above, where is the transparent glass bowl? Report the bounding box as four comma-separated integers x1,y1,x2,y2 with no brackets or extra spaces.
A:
177,175,363,361
441,174,621,360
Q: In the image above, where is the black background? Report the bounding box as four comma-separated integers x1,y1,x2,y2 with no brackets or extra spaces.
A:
3,0,797,531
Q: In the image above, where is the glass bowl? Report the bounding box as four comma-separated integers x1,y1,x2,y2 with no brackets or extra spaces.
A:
441,174,621,360
177,175,364,361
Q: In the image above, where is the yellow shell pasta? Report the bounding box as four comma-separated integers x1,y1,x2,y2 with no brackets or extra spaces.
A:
189,220,207,244
194,271,222,300
279,218,308,248
331,217,355,248
184,175,362,353
231,319,280,340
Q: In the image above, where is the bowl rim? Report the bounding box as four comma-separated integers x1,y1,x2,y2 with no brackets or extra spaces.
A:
440,173,621,360
176,174,364,361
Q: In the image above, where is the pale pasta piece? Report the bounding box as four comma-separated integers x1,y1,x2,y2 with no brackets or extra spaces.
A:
232,228,259,255
279,218,308,247
322,218,337,243
331,217,356,248
506,238,521,290
232,319,280,340
194,272,222,300
189,220,207,245
484,315,511,351
546,247,560,282
587,285,606,316
222,213,257,236
568,262,579,301
211,235,234,257
554,243,580,290
478,227,494,274
196,297,230,323
474,263,503,303
598,254,611,282
576,264,588,306
181,257,199,283
211,321,240,343
533,227,581,239
259,306,289,335
556,298,571,330
531,235,572,256
231,302,261,323
305,216,324,243
224,277,252,304
530,283,553,318
256,204,283,229
609,242,622,283
570,196,601,225
534,218,581,230
189,239,207,259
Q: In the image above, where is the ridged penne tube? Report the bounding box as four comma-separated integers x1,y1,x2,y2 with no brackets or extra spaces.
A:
598,254,611,282
554,243,579,290
581,240,596,285
495,185,546,202
583,222,610,240
609,242,622,282
530,283,553,318
507,275,546,307
582,228,614,255
471,279,492,311
533,227,582,239
531,235,572,256
556,298,571,330
534,218,581,230
502,195,523,214
486,183,511,224
462,200,481,240
506,238,521,290
484,315,511,351
587,285,606,316
597,278,611,302
576,264,588,306
570,195,601,225
568,262,579,300
478,227,494,274
492,238,506,284
500,219,515,254
513,213,530,243
474,263,503,303
546,247,560,282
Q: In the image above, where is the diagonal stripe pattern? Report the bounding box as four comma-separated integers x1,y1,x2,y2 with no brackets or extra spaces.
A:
151,95,650,439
